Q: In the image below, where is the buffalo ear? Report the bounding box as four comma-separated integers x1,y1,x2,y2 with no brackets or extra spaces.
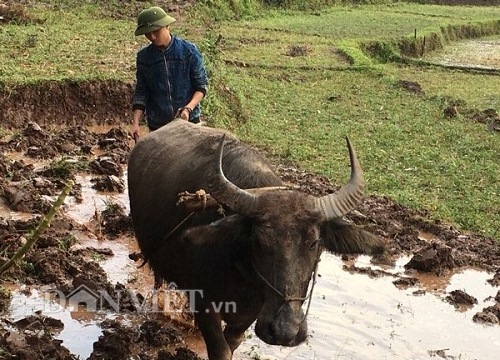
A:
182,214,251,248
182,226,218,246
321,218,386,255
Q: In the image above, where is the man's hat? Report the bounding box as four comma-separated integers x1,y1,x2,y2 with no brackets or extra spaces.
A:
135,6,176,36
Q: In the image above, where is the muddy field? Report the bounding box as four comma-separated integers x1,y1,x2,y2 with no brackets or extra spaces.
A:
426,38,500,70
1,1,500,357
0,80,498,359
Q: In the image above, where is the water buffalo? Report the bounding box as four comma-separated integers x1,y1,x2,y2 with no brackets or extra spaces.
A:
127,119,384,360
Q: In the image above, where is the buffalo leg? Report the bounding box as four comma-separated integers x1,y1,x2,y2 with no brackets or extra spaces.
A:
223,315,256,353
195,310,232,360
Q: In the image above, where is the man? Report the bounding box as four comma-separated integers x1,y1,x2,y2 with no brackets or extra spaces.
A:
130,6,208,135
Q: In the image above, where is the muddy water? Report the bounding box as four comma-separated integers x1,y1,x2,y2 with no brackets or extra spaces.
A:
8,288,105,358
235,256,500,360
3,165,500,359
425,38,500,69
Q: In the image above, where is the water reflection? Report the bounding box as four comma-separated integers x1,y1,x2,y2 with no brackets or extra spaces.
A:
235,253,500,360
65,173,130,226
4,230,499,359
7,288,104,359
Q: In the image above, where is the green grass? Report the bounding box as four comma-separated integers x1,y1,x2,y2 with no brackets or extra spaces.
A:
206,2,500,239
384,64,500,109
210,62,500,238
1,0,499,239
0,5,140,83
224,3,500,40
215,4,500,69
219,29,350,68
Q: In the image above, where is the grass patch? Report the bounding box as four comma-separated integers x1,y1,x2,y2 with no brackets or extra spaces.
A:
222,3,500,40
210,54,499,238
218,26,350,68
384,64,500,109
0,3,146,83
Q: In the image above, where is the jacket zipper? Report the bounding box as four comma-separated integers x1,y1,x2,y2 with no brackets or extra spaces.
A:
163,52,174,119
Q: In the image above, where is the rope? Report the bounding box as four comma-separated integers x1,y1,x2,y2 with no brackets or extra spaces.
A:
162,211,195,242
146,190,208,256
251,245,321,322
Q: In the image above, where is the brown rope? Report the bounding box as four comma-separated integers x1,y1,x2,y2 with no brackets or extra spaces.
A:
251,245,321,323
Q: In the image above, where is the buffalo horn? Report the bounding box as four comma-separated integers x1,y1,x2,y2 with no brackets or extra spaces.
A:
314,137,364,220
207,135,257,215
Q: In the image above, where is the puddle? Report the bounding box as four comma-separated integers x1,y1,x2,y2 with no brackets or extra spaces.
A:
235,254,500,360
65,173,130,227
425,39,500,70
6,287,105,359
3,230,193,359
4,241,499,359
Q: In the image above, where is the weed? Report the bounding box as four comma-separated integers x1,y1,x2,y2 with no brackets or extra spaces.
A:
19,260,35,275
102,198,124,216
57,235,77,251
245,345,263,360
127,272,139,283
46,157,86,180
0,286,12,303
90,252,105,262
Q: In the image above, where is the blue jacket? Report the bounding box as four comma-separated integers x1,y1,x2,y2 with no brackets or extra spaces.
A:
133,35,208,128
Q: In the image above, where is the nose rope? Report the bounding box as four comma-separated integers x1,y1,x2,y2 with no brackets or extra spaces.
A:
251,246,321,323
301,252,320,323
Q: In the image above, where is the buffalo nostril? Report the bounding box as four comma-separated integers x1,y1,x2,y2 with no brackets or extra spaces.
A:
268,323,277,342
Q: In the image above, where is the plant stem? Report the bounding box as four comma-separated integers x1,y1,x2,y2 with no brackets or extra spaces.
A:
0,180,74,276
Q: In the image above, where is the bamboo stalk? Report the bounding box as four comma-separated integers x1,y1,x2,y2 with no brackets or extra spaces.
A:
0,180,74,276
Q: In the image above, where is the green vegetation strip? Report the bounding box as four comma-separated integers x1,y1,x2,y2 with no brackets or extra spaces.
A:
0,5,139,83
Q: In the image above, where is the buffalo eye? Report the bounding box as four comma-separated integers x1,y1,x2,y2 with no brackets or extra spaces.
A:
308,239,320,250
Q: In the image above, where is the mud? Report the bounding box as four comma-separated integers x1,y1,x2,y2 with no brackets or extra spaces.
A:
429,39,500,70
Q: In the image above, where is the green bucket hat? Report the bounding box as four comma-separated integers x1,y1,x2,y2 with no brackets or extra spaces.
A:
134,6,176,36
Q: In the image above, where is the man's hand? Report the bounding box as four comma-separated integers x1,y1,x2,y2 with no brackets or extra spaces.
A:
130,124,140,142
176,106,192,121
131,109,143,140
